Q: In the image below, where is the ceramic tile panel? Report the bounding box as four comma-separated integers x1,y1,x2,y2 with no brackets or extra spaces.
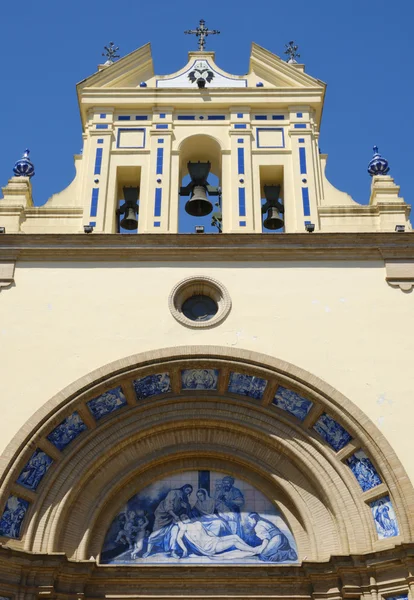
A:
87,386,127,421
133,373,171,400
370,495,399,539
17,449,53,491
313,413,352,451
46,412,87,451
385,595,408,600
101,470,297,565
272,386,313,421
0,496,29,539
227,373,267,400
346,449,382,491
181,369,219,390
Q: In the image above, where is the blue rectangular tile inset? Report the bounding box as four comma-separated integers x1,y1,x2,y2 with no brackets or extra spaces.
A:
154,188,162,217
235,124,247,129
207,115,225,120
239,221,246,226
96,124,108,129
17,449,53,491
47,412,87,451
87,386,127,421
159,113,166,118
298,138,305,143
97,139,104,144
154,222,161,227
301,187,310,217
237,113,243,118
135,115,148,120
238,187,246,217
299,147,307,175
100,114,106,119
94,148,103,175
255,115,267,120
177,115,196,120
370,495,400,538
89,221,96,227
157,139,164,144
313,413,352,451
90,188,99,217
237,138,244,143
118,116,131,121
156,124,168,129
238,147,245,175
294,123,306,129
0,496,29,539
296,112,303,118
156,148,164,175
272,115,285,120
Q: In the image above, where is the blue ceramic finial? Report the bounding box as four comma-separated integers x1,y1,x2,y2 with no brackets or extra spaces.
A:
13,149,35,178
368,146,389,176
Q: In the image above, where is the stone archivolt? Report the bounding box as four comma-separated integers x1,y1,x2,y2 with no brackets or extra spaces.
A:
0,347,413,597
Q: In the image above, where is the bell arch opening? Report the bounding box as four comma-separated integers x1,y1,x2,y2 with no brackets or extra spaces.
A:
177,135,223,233
0,346,413,568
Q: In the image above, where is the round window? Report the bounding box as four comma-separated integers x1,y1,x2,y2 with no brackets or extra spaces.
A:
182,295,218,322
168,277,232,329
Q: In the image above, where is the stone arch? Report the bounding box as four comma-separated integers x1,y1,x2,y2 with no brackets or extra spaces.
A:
0,346,413,564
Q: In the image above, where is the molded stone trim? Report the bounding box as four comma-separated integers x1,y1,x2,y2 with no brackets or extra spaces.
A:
0,261,15,291
385,259,414,292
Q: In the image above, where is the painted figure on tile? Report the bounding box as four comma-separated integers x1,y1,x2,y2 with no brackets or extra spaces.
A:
273,386,312,421
101,470,297,564
313,413,352,451
134,373,171,400
143,484,193,557
182,369,218,390
347,450,382,492
372,497,399,538
246,513,298,562
47,412,87,451
214,476,244,534
228,373,267,400
0,496,29,539
88,387,126,420
17,449,53,491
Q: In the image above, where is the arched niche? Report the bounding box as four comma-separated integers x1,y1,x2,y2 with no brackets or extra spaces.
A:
0,346,412,565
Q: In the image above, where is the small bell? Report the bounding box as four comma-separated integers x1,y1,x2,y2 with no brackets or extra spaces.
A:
118,186,139,231
180,161,215,217
262,185,284,231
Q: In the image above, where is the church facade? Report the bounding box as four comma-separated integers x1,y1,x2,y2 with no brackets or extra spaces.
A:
1,33,414,600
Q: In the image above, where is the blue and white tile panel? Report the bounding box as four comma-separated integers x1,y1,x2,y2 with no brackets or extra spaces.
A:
47,412,87,451
17,448,53,491
313,413,352,451
182,369,219,390
0,495,29,539
87,386,127,421
133,373,172,400
370,495,399,539
273,386,313,421
346,449,382,492
228,372,267,400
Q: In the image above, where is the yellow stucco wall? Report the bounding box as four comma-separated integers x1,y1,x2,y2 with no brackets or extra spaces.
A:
1,260,413,484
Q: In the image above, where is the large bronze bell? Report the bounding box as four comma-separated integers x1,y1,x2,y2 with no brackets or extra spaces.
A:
180,161,214,217
262,185,284,231
118,186,139,230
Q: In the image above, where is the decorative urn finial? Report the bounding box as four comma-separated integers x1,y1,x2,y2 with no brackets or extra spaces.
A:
367,146,390,176
13,149,35,178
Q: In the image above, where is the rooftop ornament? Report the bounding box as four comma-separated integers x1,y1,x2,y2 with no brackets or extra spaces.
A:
368,146,390,176
284,41,300,64
102,42,120,65
184,19,220,51
13,149,35,178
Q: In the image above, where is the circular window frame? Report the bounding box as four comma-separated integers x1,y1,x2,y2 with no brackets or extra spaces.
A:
168,276,232,329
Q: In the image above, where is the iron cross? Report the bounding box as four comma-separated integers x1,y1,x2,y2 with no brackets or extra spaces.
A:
184,19,220,51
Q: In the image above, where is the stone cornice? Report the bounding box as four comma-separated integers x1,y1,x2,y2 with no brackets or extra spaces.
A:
0,232,414,262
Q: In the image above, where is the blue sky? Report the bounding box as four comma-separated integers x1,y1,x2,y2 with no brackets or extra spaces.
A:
0,0,412,227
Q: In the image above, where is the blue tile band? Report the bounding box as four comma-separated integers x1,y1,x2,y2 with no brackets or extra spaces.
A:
299,147,307,175
208,115,225,120
301,187,310,217
94,148,103,175
90,188,99,217
154,188,162,217
238,148,245,175
238,188,246,217
177,115,196,120
156,148,164,175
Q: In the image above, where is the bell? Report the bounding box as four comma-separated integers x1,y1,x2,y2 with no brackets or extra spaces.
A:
263,206,284,230
185,185,213,217
118,186,139,230
262,184,284,230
